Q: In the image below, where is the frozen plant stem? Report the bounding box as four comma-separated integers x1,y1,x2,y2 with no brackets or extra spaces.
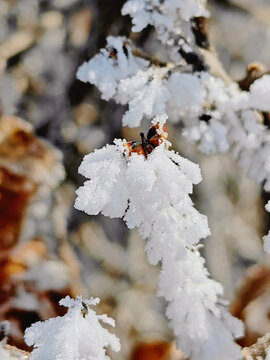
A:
75,118,244,360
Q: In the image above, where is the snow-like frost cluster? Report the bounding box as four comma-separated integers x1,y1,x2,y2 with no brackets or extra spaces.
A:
77,36,148,102
77,34,270,191
75,117,244,360
77,37,208,127
186,75,270,191
122,0,209,56
24,296,120,360
232,75,270,113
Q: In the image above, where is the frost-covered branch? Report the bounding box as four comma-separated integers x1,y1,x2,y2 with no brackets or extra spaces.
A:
74,0,253,358
77,36,208,128
122,0,209,69
24,296,120,360
75,118,244,359
77,1,270,194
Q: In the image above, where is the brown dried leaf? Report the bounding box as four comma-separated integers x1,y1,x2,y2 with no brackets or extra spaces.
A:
231,265,270,347
130,341,184,360
0,168,36,254
0,116,64,187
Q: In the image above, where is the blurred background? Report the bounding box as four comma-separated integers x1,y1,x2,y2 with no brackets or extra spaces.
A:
0,0,270,359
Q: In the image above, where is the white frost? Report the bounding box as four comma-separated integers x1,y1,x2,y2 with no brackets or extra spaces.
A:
76,36,148,101
77,38,208,128
75,125,244,360
24,296,120,360
122,0,209,51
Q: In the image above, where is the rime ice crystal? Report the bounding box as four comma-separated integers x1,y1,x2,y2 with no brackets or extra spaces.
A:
77,38,207,128
76,36,148,102
122,0,209,54
75,120,243,359
24,296,120,360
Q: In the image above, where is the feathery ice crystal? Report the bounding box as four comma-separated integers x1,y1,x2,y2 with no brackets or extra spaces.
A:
122,0,209,61
77,37,208,128
122,0,209,32
75,117,243,360
24,296,120,360
77,36,149,103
